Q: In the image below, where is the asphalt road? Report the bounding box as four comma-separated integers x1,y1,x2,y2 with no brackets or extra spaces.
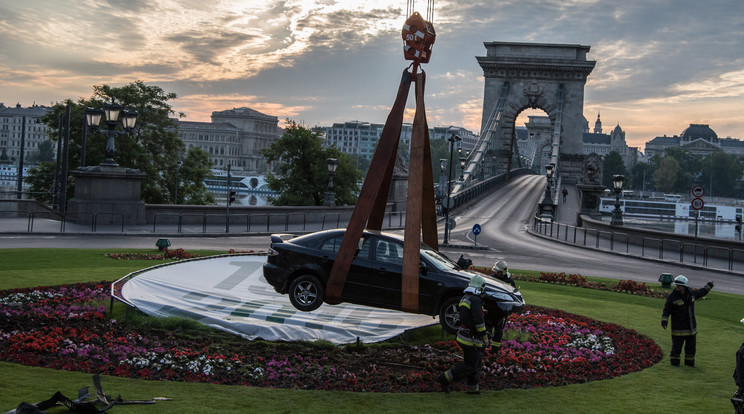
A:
2,174,741,295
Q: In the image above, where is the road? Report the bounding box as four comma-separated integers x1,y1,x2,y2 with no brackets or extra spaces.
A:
439,174,743,295
1,174,741,295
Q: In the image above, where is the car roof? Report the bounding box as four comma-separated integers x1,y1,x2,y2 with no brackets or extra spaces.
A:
286,229,405,244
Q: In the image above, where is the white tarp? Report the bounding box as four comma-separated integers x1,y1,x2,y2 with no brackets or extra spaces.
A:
120,255,436,344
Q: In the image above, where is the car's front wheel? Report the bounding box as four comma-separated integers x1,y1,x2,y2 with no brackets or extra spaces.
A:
288,274,324,311
439,296,460,334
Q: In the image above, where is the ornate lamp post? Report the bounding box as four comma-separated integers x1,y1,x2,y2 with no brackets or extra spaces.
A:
443,134,461,245
611,174,625,226
324,158,338,206
544,163,555,203
85,98,138,167
459,156,466,180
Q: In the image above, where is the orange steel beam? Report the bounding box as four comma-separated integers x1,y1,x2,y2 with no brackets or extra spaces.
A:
325,70,412,304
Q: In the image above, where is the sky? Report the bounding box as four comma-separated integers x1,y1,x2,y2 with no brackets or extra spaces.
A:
1,0,743,150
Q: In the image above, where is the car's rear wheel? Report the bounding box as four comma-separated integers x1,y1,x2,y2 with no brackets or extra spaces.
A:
288,274,324,311
439,296,460,334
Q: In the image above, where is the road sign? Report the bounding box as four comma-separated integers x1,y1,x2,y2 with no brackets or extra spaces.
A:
447,218,456,231
691,197,704,210
691,185,705,198
443,197,454,209
472,224,481,236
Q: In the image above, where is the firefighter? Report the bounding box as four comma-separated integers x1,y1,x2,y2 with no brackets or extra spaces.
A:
491,260,516,287
438,275,493,394
488,260,515,354
661,275,714,367
734,317,744,413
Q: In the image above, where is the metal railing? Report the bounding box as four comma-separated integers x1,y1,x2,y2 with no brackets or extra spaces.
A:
533,216,744,273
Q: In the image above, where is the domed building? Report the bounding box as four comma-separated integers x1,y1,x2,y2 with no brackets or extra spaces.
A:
644,124,744,159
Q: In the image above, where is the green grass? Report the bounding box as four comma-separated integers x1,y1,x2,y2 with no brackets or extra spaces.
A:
1,248,742,413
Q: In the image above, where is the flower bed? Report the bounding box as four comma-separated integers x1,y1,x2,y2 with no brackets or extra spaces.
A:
472,268,669,299
0,282,662,392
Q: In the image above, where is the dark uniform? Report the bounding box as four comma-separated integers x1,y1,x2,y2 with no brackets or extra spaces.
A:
661,281,713,366
439,287,493,394
734,341,744,413
490,269,515,353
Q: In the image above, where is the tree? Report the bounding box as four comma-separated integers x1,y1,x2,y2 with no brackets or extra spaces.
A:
263,121,361,206
25,140,56,164
25,161,60,205
629,162,653,191
601,151,627,188
701,152,744,198
33,81,214,206
654,156,680,193
176,147,216,205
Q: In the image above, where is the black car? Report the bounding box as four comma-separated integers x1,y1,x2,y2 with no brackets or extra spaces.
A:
263,229,525,333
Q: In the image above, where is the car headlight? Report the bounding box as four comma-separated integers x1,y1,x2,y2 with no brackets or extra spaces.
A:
485,291,513,301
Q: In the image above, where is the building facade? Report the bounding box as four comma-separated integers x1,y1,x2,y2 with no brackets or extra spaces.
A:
0,103,52,165
176,107,280,174
319,121,479,160
644,124,744,160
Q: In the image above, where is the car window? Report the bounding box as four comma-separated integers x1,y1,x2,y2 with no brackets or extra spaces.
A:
319,235,343,253
319,234,371,259
420,245,460,271
375,239,403,266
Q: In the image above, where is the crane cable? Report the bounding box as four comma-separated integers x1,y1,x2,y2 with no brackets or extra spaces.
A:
406,0,434,23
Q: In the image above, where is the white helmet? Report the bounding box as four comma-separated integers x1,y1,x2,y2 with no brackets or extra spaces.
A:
469,274,486,289
491,260,508,273
673,275,689,287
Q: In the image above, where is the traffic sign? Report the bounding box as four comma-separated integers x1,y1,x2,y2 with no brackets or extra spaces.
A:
691,185,705,198
691,197,704,210
443,197,454,209
472,224,481,236
447,218,456,231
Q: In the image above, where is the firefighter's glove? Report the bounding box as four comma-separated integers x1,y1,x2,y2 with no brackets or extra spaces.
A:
481,335,490,348
661,320,667,330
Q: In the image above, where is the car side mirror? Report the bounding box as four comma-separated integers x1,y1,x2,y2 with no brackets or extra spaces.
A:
419,260,428,274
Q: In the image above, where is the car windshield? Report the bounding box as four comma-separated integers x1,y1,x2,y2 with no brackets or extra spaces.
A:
420,245,461,272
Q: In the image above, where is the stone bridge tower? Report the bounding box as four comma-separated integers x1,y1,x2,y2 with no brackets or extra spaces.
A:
477,42,596,183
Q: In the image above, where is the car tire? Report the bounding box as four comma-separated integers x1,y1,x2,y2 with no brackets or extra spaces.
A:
439,296,460,335
288,274,324,312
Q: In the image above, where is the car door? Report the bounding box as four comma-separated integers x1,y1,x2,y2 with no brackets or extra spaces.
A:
317,233,374,302
363,236,404,309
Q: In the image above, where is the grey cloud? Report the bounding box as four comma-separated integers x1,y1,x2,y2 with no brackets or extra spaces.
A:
166,30,261,64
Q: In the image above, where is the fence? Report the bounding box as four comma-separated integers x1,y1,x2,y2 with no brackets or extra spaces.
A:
532,216,744,272
0,209,408,235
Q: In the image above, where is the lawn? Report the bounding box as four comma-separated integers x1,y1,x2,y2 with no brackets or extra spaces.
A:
0,248,741,413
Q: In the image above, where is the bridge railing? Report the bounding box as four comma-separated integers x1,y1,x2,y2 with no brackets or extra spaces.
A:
449,168,535,210
533,216,744,273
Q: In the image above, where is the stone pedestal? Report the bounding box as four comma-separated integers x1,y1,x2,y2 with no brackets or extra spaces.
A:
68,165,146,225
576,183,605,219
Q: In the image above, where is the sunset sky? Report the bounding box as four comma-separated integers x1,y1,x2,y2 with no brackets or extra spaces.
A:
1,0,743,149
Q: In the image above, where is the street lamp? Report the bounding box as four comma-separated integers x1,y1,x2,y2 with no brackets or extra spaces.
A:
611,174,625,226
544,163,554,203
174,160,183,204
324,158,338,206
459,157,466,180
443,134,461,245
86,98,138,167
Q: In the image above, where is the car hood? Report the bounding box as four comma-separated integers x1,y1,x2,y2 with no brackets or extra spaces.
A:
461,270,525,313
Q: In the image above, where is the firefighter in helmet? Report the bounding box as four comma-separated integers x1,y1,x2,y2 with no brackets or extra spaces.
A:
661,275,714,367
734,317,744,413
438,275,493,394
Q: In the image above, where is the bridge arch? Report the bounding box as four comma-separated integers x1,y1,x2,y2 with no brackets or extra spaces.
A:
476,42,596,184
